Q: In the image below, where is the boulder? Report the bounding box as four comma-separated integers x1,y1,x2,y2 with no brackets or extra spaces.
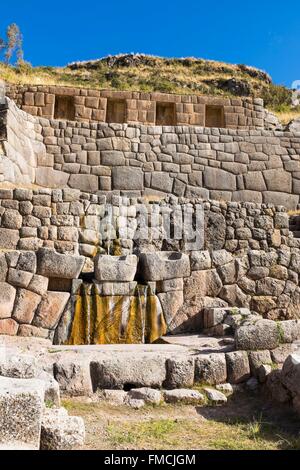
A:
40,407,85,450
7,268,33,288
203,167,236,191
279,320,300,343
211,250,233,267
0,253,8,281
0,228,19,250
126,398,145,409
164,388,204,404
94,254,137,282
127,387,162,404
99,389,127,405
0,376,44,450
37,248,84,279
216,383,233,396
203,308,228,329
203,387,227,404
139,252,190,281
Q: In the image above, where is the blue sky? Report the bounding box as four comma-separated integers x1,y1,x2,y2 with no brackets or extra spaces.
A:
1,0,299,87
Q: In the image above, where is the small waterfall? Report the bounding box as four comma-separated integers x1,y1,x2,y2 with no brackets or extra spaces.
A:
66,282,167,345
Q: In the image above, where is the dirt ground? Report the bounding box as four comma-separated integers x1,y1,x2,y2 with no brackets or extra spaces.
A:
63,392,300,450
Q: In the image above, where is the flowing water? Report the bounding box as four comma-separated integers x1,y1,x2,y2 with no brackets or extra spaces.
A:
66,283,167,345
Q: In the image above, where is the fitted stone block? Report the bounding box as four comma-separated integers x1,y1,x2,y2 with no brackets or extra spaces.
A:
94,255,137,282
139,252,190,281
37,248,84,279
112,167,143,190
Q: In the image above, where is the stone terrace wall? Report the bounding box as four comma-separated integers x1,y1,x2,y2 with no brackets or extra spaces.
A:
1,98,300,209
0,187,297,260
36,117,300,209
0,191,300,339
6,84,265,129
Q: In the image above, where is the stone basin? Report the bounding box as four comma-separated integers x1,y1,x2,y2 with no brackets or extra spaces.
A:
94,254,138,282
139,251,190,281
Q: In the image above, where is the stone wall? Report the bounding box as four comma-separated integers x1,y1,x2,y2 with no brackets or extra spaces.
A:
0,189,300,340
6,84,265,129
35,117,300,209
2,98,300,209
0,98,44,185
0,188,296,259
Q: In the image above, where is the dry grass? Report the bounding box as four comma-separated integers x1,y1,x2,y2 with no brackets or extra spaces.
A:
1,55,297,125
62,393,300,450
274,109,300,125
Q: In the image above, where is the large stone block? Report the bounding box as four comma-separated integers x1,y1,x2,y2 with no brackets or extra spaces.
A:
12,288,41,324
0,318,18,335
165,356,195,388
94,254,137,282
37,248,84,279
0,282,16,319
0,376,44,450
101,150,125,166
90,355,167,389
203,167,236,191
195,353,227,385
112,167,143,190
243,172,267,191
235,319,280,351
151,172,173,193
157,291,183,326
53,361,93,396
0,228,19,250
226,351,250,384
139,252,190,281
263,169,292,193
35,168,69,188
190,251,211,271
69,174,99,192
33,292,70,329
1,209,23,230
184,269,222,299
0,353,38,379
263,191,299,210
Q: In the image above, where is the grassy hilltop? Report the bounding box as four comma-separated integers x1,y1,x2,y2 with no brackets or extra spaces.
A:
0,53,299,123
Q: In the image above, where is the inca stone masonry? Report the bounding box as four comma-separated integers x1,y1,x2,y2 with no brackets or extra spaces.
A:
1,80,300,344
